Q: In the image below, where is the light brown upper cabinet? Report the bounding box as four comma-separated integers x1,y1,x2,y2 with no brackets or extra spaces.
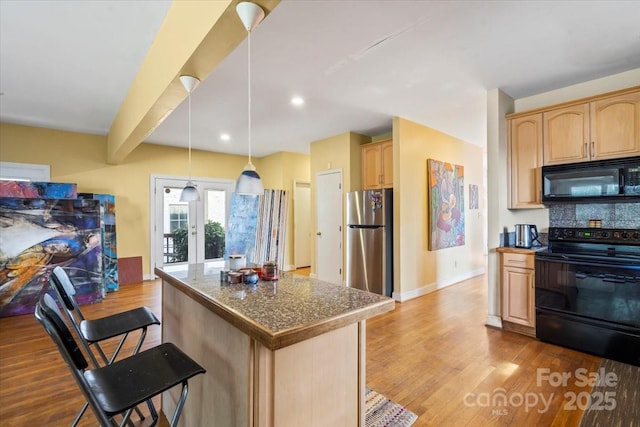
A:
508,113,544,209
590,91,640,160
362,139,393,189
543,91,640,165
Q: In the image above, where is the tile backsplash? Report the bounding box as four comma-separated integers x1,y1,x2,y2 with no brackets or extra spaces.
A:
549,202,640,229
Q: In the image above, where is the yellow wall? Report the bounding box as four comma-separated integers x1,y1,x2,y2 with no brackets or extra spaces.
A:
393,117,485,299
0,122,309,275
307,123,484,299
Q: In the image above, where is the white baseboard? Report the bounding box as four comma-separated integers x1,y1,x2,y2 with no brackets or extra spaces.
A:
485,315,503,329
392,268,486,302
143,273,156,281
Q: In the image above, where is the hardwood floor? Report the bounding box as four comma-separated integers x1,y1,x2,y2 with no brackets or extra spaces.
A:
367,275,601,426
0,274,600,426
295,266,311,276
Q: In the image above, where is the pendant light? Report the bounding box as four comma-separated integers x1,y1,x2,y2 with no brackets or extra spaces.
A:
179,75,200,202
235,2,265,195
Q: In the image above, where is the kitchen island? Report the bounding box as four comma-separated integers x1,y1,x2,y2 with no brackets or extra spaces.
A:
155,263,394,427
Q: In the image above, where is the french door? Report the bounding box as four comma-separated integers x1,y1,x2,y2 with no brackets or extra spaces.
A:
151,176,234,271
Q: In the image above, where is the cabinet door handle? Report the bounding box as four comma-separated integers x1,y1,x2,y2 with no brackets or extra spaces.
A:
591,141,595,159
583,142,588,158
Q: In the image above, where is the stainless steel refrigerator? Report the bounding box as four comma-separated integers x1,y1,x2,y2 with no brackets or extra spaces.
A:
345,189,393,296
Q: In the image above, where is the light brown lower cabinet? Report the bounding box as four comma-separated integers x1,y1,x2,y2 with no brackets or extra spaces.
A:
499,249,535,337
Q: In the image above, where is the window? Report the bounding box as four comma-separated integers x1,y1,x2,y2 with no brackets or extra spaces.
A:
169,205,188,232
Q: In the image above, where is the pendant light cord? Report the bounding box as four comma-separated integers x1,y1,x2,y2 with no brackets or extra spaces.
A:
188,92,193,179
247,28,252,165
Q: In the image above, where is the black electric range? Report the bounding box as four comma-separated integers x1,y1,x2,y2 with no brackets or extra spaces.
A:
534,227,640,366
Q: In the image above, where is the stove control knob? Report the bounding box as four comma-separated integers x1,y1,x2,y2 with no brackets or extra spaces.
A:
614,231,621,239
633,232,640,240
564,229,574,237
600,231,609,238
621,232,629,240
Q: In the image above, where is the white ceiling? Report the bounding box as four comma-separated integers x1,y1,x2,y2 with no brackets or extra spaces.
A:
2,1,640,158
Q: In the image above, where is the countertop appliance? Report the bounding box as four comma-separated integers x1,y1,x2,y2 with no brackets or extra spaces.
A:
514,224,538,248
345,189,393,297
541,156,640,203
535,227,640,366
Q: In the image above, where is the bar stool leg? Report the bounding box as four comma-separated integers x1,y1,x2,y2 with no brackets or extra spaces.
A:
169,382,190,427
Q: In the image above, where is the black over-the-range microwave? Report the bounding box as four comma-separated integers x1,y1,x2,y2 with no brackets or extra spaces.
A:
541,156,640,203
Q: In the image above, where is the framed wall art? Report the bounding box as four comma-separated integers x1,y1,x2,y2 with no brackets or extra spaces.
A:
427,159,465,250
469,184,479,210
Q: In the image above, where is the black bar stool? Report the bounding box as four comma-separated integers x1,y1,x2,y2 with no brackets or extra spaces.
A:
35,294,205,427
49,266,160,425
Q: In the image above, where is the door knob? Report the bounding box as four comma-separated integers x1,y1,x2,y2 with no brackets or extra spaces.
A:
317,232,322,236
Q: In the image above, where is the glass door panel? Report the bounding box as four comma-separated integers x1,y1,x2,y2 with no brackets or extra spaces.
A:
162,185,194,265
200,189,227,262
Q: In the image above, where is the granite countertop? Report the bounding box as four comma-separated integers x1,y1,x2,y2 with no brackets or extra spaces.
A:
155,263,395,350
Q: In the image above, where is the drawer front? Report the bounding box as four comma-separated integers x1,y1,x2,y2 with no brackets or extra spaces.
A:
502,252,534,269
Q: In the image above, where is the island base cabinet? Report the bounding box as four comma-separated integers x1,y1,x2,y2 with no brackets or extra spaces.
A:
161,281,366,427
162,283,251,427
254,323,364,427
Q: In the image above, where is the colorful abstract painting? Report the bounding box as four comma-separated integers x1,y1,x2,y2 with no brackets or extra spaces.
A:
0,197,103,317
225,193,260,263
79,193,119,293
0,181,77,199
427,159,465,250
469,184,479,209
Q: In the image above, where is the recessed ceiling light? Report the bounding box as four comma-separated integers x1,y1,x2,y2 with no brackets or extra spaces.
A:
290,96,304,107
220,133,231,141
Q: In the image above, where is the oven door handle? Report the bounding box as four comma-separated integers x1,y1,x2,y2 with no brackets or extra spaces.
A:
536,254,640,270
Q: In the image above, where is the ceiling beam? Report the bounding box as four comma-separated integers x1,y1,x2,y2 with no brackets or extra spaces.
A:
106,0,280,165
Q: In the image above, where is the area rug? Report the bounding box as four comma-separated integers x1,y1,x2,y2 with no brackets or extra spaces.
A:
579,359,640,427
366,387,418,427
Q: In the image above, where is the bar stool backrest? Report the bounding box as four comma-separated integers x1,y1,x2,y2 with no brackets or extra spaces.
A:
35,295,112,426
50,266,86,320
38,294,88,369
49,266,99,366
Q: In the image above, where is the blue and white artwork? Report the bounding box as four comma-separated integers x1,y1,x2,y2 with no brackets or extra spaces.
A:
225,193,260,263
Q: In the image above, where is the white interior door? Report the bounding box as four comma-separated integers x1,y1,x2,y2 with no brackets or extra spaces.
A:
294,181,311,268
316,170,343,284
150,176,234,272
